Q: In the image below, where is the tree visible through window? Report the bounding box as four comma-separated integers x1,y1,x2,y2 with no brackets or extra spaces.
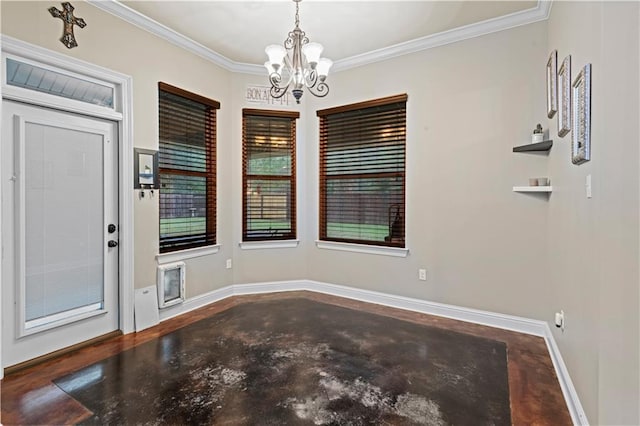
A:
242,109,299,241
158,82,219,253
317,94,407,247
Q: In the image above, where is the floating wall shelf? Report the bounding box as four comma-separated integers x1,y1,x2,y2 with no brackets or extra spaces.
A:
513,186,553,193
512,140,553,153
512,139,553,197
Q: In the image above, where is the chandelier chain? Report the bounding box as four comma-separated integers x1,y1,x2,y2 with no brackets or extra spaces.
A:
295,0,300,28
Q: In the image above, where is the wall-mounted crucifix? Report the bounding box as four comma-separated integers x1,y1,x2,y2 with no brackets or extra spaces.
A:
49,2,86,49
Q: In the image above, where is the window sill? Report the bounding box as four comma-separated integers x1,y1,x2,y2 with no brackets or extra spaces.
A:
315,240,409,258
156,245,221,264
239,240,299,250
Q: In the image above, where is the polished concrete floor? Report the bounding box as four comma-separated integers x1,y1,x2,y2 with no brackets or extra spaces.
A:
0,291,572,425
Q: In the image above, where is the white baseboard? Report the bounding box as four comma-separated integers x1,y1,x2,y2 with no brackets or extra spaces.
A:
304,280,549,336
158,284,234,322
155,279,586,425
232,280,303,296
157,280,301,321
543,324,589,425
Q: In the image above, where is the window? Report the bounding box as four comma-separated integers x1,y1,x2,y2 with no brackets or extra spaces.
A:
6,58,115,108
242,109,299,241
158,82,219,253
317,94,407,247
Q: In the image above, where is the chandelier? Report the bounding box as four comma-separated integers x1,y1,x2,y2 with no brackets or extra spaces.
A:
264,0,332,104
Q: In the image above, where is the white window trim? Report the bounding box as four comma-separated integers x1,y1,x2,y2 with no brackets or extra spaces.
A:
315,240,409,258
156,244,221,264
239,240,299,250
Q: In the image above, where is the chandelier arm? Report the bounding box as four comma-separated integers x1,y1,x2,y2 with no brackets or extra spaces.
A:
269,81,291,99
304,68,318,89
306,81,329,98
284,30,295,50
270,86,290,99
269,70,293,99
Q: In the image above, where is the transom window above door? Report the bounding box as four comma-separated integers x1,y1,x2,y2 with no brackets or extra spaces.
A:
5,58,115,108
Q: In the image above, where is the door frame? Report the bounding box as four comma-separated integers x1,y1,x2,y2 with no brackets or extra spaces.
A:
0,36,135,378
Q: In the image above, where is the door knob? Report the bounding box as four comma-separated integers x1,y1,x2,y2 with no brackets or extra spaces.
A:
108,224,117,233
108,240,118,248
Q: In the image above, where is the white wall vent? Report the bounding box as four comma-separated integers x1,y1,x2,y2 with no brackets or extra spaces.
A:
157,262,185,308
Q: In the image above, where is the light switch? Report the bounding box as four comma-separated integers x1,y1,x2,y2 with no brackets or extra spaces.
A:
586,174,592,198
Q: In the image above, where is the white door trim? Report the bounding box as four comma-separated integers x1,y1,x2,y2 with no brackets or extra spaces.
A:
0,36,135,378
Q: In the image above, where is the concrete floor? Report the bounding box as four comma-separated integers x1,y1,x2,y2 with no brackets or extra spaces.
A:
0,291,571,425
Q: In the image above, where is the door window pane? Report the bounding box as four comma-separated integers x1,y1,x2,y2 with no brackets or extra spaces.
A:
24,122,104,324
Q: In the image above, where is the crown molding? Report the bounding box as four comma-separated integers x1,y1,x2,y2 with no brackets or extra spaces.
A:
88,0,551,76
86,0,243,72
333,1,552,72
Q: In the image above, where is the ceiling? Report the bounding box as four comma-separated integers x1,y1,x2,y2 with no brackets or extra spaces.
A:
116,1,542,68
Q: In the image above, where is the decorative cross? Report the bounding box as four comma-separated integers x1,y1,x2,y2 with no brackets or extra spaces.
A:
48,2,86,49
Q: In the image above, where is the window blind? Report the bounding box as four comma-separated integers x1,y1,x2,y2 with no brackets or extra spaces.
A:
317,94,407,247
242,109,299,241
158,82,219,253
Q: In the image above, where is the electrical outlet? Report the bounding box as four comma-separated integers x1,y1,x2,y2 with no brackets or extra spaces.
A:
226,259,232,269
418,269,427,281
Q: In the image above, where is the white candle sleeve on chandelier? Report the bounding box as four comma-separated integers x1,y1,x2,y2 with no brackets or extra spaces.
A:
316,58,333,79
265,44,287,68
264,61,280,76
301,42,323,66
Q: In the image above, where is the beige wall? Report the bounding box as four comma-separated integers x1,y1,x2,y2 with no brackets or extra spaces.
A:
305,22,551,319
2,1,640,424
0,3,551,308
546,2,640,424
228,73,309,283
0,1,235,297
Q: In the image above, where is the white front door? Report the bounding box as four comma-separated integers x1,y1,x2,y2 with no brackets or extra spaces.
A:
1,100,119,367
